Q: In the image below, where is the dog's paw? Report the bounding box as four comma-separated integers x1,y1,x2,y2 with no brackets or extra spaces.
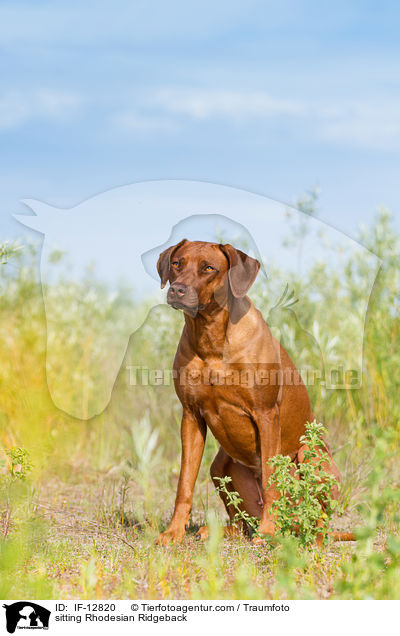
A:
258,518,276,536
195,526,209,541
156,527,186,546
251,535,268,546
196,524,243,541
251,532,278,547
251,517,276,546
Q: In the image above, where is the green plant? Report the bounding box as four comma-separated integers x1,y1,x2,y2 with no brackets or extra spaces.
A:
0,447,33,539
215,422,338,548
213,476,313,598
4,447,32,481
0,240,22,265
214,476,260,536
267,421,339,547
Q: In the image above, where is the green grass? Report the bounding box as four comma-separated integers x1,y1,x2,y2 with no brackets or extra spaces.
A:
0,205,399,599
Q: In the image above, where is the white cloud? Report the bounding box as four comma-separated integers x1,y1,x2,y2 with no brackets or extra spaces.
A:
316,102,400,151
35,89,82,115
110,87,305,137
0,89,82,130
111,110,179,135
142,86,400,151
152,87,305,121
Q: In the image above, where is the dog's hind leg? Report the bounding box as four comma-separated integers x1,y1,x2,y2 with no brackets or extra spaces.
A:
196,447,263,540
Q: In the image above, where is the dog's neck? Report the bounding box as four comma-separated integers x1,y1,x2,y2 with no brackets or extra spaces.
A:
183,295,250,359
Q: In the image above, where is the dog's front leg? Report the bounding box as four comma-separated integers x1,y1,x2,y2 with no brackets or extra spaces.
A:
253,404,281,540
157,408,206,546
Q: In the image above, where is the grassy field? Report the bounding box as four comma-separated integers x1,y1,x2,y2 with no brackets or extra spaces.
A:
1,205,399,599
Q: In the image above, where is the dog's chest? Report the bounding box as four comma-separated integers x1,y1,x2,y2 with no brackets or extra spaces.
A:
178,358,258,405
177,357,276,410
177,359,265,467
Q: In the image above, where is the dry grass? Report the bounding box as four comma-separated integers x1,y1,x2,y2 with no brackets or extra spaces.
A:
17,459,368,600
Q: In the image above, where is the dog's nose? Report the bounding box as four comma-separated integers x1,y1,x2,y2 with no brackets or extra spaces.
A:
169,282,187,297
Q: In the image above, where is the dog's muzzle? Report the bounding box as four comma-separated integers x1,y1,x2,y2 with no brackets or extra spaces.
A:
167,282,200,314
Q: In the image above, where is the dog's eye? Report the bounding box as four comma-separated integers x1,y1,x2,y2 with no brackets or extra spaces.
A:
171,261,179,268
203,265,214,272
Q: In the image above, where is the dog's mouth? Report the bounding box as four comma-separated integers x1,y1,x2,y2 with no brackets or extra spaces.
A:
168,299,205,316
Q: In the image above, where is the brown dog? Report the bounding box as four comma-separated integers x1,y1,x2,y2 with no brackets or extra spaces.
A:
156,239,342,545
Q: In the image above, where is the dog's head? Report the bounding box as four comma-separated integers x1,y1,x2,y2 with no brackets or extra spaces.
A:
157,239,260,316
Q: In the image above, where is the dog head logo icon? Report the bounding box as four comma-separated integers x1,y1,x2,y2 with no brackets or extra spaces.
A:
3,602,50,634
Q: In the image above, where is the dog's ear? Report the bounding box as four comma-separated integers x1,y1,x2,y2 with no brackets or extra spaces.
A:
157,239,188,288
219,244,260,298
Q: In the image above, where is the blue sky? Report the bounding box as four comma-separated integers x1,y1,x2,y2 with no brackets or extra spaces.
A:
1,0,399,246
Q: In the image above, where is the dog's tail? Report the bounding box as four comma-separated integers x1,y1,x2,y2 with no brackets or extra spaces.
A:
328,531,356,541
315,529,356,547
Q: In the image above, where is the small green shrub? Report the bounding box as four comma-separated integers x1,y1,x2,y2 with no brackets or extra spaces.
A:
4,446,32,481
216,421,339,548
267,421,339,546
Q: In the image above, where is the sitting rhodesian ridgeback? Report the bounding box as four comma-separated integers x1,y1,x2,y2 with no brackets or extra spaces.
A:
156,239,349,545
